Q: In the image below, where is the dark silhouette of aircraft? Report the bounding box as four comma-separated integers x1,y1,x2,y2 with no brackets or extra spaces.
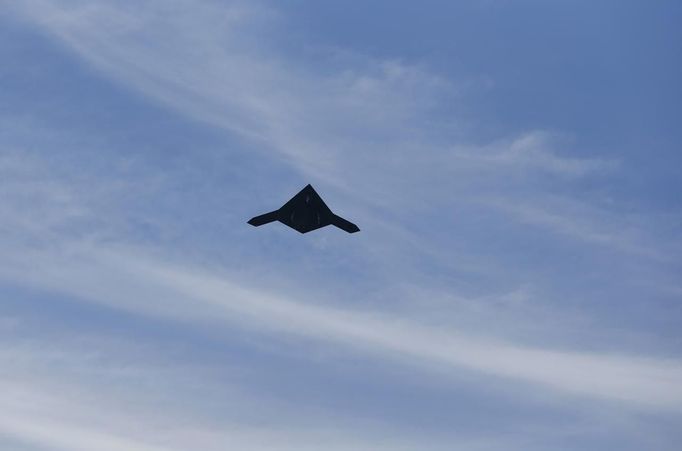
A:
248,184,360,234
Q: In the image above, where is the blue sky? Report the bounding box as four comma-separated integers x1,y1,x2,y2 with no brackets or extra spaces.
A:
1,1,681,449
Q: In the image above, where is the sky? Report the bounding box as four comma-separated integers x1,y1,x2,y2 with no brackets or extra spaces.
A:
0,1,681,450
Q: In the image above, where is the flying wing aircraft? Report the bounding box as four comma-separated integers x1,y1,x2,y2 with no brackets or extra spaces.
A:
248,184,360,234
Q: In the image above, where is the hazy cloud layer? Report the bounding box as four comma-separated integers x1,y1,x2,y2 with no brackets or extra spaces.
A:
1,0,681,450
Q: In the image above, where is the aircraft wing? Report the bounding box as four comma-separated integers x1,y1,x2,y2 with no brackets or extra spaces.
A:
248,210,279,227
330,214,360,233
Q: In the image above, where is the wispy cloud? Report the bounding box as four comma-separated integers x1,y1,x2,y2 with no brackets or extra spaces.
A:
481,196,664,259
9,1,661,265
450,131,616,177
6,0,607,196
2,1,681,449
2,1,679,410
0,344,428,451
2,239,680,410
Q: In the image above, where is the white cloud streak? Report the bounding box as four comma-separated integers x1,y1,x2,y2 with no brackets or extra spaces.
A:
6,0,610,195
1,322,435,451
2,2,681,449
450,131,615,177
1,241,680,410
1,0,679,413
8,0,653,269
481,197,664,259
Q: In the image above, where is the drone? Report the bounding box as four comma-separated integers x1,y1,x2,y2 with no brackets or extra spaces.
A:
248,184,360,234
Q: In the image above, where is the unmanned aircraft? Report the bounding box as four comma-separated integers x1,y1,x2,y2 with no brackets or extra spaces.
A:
248,184,360,234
